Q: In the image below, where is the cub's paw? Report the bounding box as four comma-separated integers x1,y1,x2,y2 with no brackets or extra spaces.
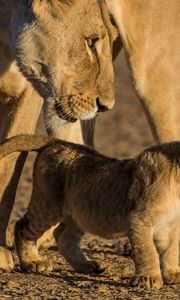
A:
164,271,180,285
0,247,14,272
74,260,105,275
131,275,163,289
21,260,53,273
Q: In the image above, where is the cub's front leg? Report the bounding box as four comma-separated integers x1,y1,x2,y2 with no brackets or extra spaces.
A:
15,187,60,273
15,218,53,273
155,221,180,285
128,213,163,289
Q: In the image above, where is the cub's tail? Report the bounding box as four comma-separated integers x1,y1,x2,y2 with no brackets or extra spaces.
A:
0,134,54,160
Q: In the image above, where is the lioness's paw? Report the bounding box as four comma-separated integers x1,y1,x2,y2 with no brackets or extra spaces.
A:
21,260,53,273
0,247,14,272
131,275,163,289
164,271,180,285
75,260,105,275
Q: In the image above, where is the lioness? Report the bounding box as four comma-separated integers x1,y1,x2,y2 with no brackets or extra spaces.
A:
0,0,116,270
0,135,179,289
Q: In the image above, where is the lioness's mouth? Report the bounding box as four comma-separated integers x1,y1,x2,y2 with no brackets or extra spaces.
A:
55,103,77,123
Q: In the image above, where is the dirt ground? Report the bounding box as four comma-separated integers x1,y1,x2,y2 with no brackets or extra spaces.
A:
1,51,179,299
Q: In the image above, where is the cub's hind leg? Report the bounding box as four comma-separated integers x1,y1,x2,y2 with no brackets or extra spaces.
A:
54,217,104,274
155,221,180,285
128,213,163,289
15,187,60,273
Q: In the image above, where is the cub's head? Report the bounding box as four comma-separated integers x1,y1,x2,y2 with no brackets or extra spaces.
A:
13,0,117,129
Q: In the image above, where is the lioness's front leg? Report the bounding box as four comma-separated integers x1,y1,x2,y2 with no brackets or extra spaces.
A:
0,91,42,271
128,213,163,289
106,0,180,143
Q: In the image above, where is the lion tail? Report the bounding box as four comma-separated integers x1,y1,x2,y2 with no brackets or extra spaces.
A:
0,134,54,160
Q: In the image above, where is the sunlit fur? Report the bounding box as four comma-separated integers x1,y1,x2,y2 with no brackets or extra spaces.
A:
106,0,180,143
0,135,179,289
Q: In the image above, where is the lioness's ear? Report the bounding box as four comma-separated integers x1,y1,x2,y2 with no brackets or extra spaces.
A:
109,14,119,42
26,0,73,17
32,1,49,15
99,0,118,42
110,23,118,42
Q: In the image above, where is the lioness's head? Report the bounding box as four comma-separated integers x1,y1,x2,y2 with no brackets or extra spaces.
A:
13,0,116,128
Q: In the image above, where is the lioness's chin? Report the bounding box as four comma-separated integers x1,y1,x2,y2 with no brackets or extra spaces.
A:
80,110,97,121
43,98,97,131
43,109,74,132
43,107,96,136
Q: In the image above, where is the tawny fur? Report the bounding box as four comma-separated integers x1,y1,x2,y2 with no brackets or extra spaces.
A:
1,135,180,289
0,0,116,271
106,0,180,142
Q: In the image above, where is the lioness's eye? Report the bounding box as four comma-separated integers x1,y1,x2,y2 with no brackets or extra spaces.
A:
86,37,99,53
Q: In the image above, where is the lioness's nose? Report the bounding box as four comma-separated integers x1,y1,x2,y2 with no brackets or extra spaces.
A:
96,97,115,112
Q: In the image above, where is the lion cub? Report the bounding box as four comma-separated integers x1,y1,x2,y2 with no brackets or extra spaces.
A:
0,135,179,289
